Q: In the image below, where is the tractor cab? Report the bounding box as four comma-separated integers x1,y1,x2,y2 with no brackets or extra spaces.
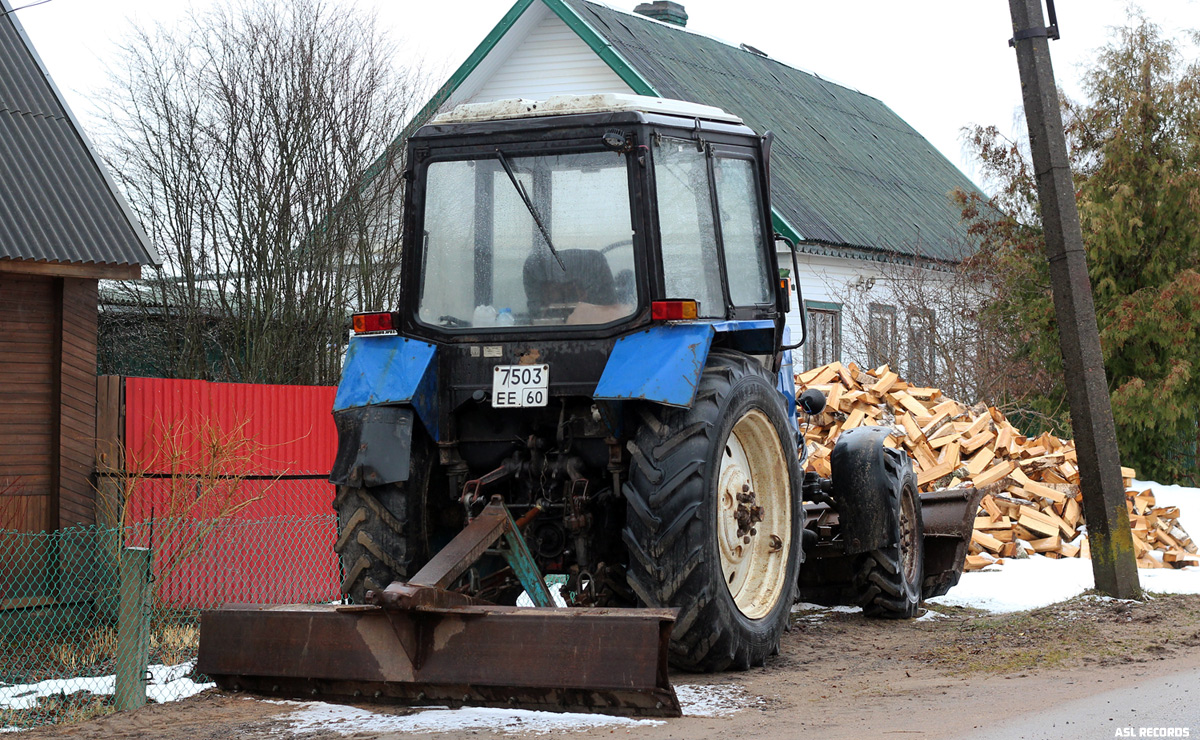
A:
400,94,788,345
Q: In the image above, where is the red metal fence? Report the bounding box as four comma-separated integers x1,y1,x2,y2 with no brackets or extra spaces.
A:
115,378,340,607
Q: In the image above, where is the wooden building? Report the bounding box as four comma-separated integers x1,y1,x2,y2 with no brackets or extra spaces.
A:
0,0,158,533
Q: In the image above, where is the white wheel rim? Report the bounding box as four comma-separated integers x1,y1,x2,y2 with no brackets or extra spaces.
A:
717,409,792,619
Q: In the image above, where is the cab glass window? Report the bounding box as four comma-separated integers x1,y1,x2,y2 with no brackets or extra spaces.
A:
713,156,771,306
653,138,723,317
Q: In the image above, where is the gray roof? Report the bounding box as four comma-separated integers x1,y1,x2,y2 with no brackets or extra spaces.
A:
565,0,982,263
0,0,157,268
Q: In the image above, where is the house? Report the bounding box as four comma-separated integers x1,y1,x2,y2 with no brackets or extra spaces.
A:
405,0,983,372
0,0,158,533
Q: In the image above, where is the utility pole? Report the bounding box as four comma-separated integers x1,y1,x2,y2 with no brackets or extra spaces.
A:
1007,0,1140,598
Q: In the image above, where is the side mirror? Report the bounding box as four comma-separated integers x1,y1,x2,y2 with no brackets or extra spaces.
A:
798,388,826,415
774,233,806,350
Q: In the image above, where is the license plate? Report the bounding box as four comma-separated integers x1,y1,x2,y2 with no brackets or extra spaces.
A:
492,364,549,408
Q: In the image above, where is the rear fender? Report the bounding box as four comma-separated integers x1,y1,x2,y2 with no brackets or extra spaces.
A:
333,335,438,439
593,320,777,408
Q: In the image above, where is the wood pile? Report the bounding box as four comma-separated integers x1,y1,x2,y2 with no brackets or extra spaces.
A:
795,361,1198,571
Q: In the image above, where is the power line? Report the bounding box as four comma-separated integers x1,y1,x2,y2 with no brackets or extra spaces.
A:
0,0,55,19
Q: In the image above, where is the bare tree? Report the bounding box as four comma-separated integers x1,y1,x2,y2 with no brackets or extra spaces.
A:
98,0,427,384
835,254,1053,422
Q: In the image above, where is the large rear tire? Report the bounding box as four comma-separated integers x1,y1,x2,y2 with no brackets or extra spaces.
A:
850,448,924,619
333,432,440,604
623,351,802,672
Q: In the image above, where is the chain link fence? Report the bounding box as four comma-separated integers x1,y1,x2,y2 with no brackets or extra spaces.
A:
0,515,339,730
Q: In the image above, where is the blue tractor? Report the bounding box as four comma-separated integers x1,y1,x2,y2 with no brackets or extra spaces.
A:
197,95,982,717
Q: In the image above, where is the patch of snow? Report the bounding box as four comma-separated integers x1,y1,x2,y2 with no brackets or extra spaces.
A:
279,701,663,736
791,602,859,614
675,683,758,716
790,602,860,622
515,581,568,608
146,662,213,703
0,661,212,711
275,683,754,736
930,552,1200,613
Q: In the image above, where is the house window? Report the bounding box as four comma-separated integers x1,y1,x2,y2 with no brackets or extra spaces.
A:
867,303,897,370
805,302,841,369
906,308,936,385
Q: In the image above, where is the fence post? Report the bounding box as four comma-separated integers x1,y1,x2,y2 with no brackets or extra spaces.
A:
115,547,152,711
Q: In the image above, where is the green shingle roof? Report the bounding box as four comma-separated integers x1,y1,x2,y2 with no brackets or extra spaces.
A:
564,0,981,263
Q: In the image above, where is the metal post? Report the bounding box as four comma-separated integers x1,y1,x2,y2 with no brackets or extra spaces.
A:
1007,0,1140,598
115,547,152,711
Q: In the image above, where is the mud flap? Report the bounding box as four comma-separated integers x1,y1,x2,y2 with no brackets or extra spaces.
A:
329,406,414,487
829,427,896,555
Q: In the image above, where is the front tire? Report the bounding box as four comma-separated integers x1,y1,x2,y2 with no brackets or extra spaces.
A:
623,351,802,671
851,448,924,619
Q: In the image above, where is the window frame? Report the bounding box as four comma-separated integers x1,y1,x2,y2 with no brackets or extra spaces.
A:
867,302,898,370
906,307,937,385
804,300,842,370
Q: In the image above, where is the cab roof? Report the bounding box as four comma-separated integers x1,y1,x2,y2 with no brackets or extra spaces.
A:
430,93,742,126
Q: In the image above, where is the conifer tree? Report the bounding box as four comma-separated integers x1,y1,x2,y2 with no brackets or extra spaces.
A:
958,14,1200,483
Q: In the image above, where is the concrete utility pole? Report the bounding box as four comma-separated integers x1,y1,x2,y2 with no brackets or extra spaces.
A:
1007,0,1140,598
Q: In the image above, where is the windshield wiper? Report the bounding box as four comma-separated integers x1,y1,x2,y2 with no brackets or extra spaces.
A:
495,150,565,271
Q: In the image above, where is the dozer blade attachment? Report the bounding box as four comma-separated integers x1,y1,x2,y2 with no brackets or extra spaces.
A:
918,483,994,598
196,603,681,717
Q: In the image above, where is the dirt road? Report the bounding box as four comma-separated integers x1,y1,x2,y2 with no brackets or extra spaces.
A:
32,593,1200,740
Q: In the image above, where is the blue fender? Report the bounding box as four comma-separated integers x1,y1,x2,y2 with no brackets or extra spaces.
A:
593,320,779,409
333,335,438,440
593,324,715,408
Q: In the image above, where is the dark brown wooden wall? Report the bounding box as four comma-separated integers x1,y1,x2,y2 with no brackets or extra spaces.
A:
0,272,99,532
0,273,55,532
59,278,98,528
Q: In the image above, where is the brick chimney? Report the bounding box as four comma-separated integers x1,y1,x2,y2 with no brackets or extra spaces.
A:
633,2,688,27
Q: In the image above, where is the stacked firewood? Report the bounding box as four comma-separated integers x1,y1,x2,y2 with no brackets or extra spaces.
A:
795,361,1198,571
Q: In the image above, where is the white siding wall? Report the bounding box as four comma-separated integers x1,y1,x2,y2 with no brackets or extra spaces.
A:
467,12,634,103
776,250,953,374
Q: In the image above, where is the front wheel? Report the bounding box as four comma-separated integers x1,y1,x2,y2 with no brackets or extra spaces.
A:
623,352,802,671
851,448,924,619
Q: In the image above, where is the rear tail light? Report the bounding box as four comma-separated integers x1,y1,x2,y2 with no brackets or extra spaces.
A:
651,300,699,321
352,312,395,335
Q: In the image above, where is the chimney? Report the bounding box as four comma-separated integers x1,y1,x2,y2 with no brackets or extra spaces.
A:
634,2,688,27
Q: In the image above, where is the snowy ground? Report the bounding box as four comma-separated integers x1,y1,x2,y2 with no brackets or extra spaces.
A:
275,683,752,737
0,661,212,711
929,479,1200,613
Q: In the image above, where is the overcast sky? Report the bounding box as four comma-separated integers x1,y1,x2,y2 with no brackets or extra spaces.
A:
10,0,1198,190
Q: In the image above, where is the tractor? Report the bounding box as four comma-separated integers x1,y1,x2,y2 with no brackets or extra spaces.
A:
197,94,983,717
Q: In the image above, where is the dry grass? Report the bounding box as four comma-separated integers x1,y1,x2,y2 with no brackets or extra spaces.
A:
151,621,200,667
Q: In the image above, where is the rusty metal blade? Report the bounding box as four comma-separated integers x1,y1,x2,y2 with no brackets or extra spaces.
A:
196,603,681,717
919,484,992,598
